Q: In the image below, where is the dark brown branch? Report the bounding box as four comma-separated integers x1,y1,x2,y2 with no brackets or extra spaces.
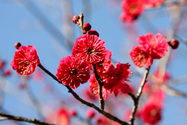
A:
38,64,128,125
92,64,105,110
0,112,54,125
128,92,136,104
129,66,151,125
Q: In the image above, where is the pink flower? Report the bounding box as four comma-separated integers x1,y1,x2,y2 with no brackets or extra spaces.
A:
69,109,77,117
3,68,11,76
86,109,95,118
89,73,110,100
56,55,90,89
148,90,165,107
130,46,153,68
138,33,168,59
72,34,106,64
130,33,168,67
121,0,143,16
104,62,131,96
11,45,40,75
56,108,69,125
141,103,162,124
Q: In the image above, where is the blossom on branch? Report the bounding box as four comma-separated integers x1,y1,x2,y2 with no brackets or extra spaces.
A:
130,46,153,68
130,33,168,67
55,108,69,125
72,34,106,64
11,45,40,75
56,55,90,89
138,33,168,59
104,62,131,96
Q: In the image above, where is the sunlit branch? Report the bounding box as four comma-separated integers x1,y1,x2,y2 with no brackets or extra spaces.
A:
79,12,85,35
129,66,151,125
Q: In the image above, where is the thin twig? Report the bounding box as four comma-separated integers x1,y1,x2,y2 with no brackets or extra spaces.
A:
79,13,85,35
128,92,136,104
129,67,151,125
38,64,128,125
0,112,54,125
92,64,105,110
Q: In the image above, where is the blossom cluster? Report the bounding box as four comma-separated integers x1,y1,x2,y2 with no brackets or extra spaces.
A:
60,34,131,98
10,30,172,124
10,32,169,103
10,34,132,100
130,33,168,68
120,0,163,22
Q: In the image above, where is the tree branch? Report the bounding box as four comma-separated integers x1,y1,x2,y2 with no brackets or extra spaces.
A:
0,112,54,125
129,66,151,125
79,13,85,35
92,64,105,110
38,64,128,125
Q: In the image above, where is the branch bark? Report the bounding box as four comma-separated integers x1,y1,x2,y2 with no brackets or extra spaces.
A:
0,112,54,125
92,64,105,110
129,66,151,125
38,64,129,125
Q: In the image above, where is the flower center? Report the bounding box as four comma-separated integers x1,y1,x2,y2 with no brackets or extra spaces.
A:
69,68,77,75
98,60,104,67
24,61,30,66
87,48,95,54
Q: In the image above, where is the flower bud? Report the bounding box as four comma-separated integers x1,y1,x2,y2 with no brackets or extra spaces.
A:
69,109,77,117
83,29,87,34
3,68,11,76
14,42,22,49
72,15,80,25
83,23,91,31
86,109,95,118
88,29,99,37
168,39,179,49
